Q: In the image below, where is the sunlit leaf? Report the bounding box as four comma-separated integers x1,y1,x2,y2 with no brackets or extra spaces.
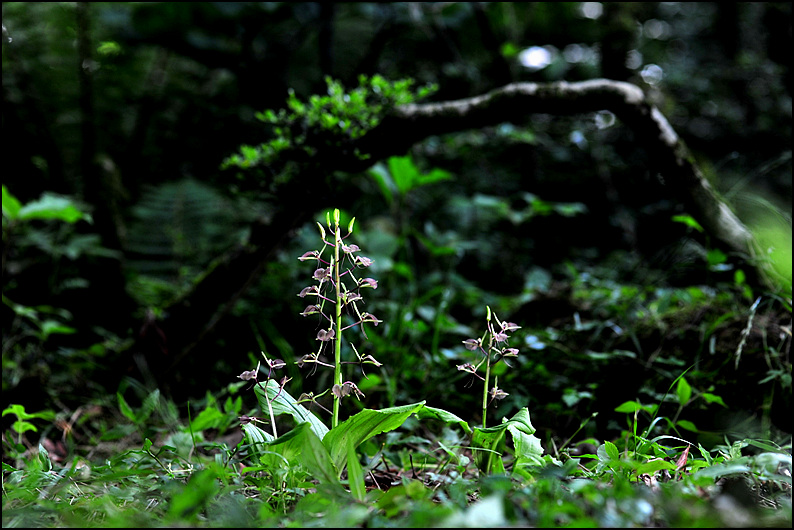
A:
254,379,329,441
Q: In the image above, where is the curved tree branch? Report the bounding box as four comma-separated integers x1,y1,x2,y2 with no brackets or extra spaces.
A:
355,79,760,272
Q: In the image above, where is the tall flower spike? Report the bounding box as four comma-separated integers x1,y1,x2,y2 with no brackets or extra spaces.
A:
297,209,382,429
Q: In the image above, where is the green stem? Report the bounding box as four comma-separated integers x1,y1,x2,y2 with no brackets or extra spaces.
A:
481,324,493,429
332,218,343,429
482,354,491,429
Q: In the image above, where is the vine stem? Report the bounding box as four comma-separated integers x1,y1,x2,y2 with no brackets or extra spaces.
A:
332,214,343,428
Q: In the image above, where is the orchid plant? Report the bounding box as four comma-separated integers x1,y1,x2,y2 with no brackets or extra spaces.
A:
237,209,383,434
295,209,382,428
457,306,521,428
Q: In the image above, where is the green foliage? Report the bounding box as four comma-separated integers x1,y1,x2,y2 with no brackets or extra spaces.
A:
368,155,453,206
222,75,437,174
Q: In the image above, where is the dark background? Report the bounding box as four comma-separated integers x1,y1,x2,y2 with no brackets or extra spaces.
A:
3,2,791,447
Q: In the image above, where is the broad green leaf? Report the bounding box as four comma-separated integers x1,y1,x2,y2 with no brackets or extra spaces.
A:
414,405,472,435
190,407,225,432
254,379,329,440
40,320,77,339
676,419,699,432
324,401,426,475
266,422,341,489
18,193,86,223
614,400,656,415
241,422,274,461
415,167,452,188
471,408,543,475
604,440,620,461
346,445,366,502
166,468,220,522
509,422,545,475
614,400,643,413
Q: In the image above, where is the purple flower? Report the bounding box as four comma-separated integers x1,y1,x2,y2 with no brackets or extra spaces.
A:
342,244,360,254
344,291,363,304
502,321,521,332
456,362,478,374
238,369,258,381
313,268,331,281
265,358,286,370
503,348,519,357
358,277,378,289
298,286,318,298
354,256,372,268
462,338,481,351
317,328,335,341
298,250,319,261
300,305,321,316
361,313,381,326
489,386,509,400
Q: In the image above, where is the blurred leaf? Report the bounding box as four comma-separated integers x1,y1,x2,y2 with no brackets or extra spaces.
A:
676,419,699,432
117,392,137,423
37,443,52,472
40,320,76,339
166,469,220,521
190,407,226,432
672,214,704,232
500,41,520,59
18,193,87,224
2,185,22,220
676,377,692,406
701,392,727,408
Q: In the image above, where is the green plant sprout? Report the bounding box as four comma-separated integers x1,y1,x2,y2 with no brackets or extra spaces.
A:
458,306,520,428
